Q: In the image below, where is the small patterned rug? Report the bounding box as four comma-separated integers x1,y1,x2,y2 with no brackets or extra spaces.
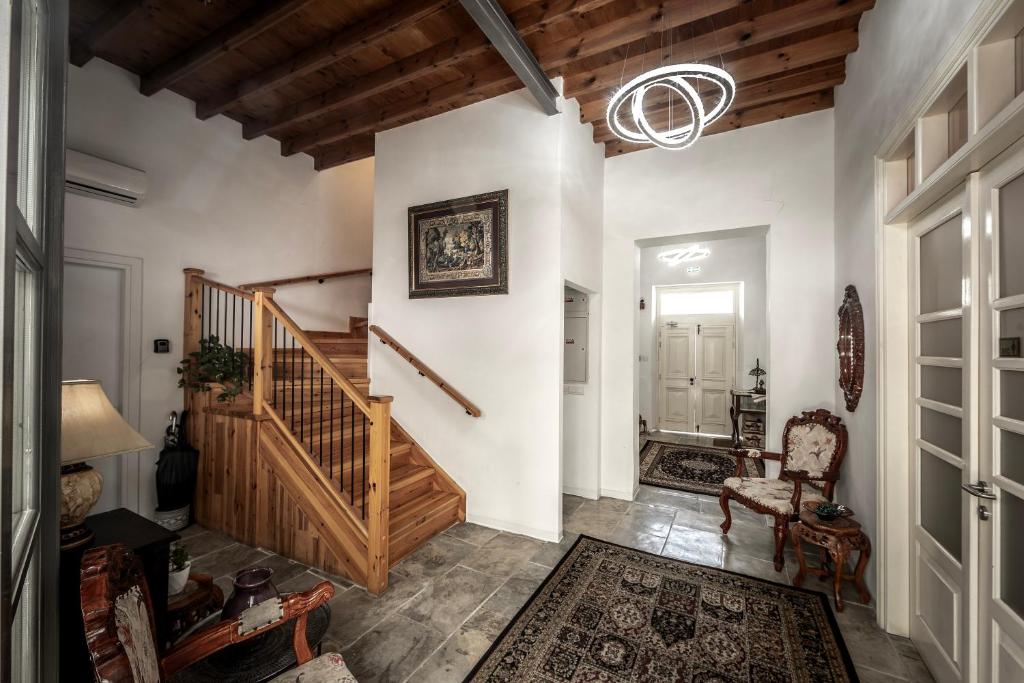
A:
639,441,764,496
466,536,857,682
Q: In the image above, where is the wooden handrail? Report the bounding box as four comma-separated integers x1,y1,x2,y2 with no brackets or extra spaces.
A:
196,275,256,301
369,325,481,417
240,268,371,291
265,298,372,416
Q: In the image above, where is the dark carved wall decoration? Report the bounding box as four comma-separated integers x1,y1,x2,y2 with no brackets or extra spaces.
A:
837,285,865,412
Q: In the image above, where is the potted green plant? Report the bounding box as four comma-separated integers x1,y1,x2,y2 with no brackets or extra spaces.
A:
177,335,249,403
168,543,191,595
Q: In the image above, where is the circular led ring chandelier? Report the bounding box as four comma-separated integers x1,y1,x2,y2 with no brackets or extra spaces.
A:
606,64,736,150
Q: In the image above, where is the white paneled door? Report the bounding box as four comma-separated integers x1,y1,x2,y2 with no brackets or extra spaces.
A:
909,135,1024,683
657,320,735,435
977,137,1024,683
909,184,974,683
658,325,694,432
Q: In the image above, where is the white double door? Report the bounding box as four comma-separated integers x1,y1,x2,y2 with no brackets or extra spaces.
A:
909,137,1024,682
658,319,735,435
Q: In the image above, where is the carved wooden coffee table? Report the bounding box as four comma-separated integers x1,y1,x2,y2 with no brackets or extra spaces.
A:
790,507,871,612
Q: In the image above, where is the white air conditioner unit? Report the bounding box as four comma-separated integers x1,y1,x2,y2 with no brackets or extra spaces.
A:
65,150,147,207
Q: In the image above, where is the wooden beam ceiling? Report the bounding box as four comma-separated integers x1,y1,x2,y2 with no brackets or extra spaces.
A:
69,0,875,168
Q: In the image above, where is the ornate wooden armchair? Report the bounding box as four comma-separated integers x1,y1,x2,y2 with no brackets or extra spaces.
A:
80,544,357,682
719,409,849,571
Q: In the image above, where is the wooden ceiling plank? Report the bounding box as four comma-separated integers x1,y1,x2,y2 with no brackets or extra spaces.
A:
603,89,835,157
140,0,318,96
70,0,146,67
283,64,520,155
532,0,746,71
581,59,846,124
592,78,841,142
244,33,489,139
244,0,631,140
558,0,873,81
195,0,451,120
566,27,860,98
313,135,377,171
295,26,859,159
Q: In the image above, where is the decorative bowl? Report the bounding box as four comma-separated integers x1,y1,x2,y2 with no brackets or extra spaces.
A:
805,501,853,521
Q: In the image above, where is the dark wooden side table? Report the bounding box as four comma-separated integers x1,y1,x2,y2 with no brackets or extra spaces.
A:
60,508,180,681
166,573,225,649
790,507,872,612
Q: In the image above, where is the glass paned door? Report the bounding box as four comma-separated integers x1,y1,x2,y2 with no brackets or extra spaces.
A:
978,134,1024,683
1,0,66,679
910,184,976,682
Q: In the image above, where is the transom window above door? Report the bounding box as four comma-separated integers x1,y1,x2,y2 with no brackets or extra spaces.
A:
658,289,735,316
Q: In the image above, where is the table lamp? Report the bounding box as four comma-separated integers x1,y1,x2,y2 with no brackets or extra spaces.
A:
60,379,152,549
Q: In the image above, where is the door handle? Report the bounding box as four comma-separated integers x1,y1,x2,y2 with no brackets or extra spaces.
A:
689,378,695,386
961,480,997,500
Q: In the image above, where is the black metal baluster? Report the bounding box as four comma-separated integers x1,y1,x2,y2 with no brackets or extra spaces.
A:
214,287,220,342
272,318,278,409
349,394,354,507
306,353,313,450
205,284,211,341
249,301,254,388
232,293,237,350
200,284,207,341
350,393,355,509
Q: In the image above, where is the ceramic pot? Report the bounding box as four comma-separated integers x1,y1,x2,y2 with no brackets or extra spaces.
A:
168,561,191,596
221,567,279,619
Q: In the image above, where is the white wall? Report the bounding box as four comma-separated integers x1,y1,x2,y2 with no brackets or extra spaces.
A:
602,110,836,500
559,97,605,500
370,83,603,541
636,231,768,427
833,0,984,609
64,59,374,517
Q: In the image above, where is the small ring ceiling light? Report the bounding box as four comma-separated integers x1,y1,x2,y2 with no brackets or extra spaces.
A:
606,64,735,150
658,245,711,266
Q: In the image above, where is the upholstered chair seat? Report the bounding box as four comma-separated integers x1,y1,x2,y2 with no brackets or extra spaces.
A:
722,477,827,516
719,409,849,571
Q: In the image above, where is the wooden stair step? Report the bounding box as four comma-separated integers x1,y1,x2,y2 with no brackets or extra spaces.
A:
389,490,460,537
321,463,436,513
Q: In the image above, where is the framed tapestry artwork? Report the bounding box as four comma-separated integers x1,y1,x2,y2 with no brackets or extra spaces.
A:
408,189,509,298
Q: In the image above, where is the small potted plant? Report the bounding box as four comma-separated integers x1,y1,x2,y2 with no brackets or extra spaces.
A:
168,543,191,595
177,335,250,403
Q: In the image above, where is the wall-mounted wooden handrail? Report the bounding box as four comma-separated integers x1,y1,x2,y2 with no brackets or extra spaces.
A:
265,298,372,416
240,268,371,291
369,325,481,417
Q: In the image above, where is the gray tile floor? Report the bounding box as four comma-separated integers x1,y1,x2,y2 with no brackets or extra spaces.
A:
180,485,934,683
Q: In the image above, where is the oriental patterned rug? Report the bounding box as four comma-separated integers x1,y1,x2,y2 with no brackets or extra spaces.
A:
639,441,764,496
466,536,857,683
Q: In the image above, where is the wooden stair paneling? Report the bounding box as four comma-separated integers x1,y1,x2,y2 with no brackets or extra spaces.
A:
388,490,461,567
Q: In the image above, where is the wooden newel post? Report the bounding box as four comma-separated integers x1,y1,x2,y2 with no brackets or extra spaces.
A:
183,269,205,424
251,288,275,415
366,395,393,595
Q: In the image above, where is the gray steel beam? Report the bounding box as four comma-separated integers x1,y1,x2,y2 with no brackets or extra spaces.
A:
458,0,560,116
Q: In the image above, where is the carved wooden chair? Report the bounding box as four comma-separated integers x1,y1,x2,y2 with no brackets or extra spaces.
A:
80,543,357,682
719,409,849,572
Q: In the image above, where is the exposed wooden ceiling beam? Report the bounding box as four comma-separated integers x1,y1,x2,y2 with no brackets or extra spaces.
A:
560,0,872,87
195,0,451,120
283,61,519,156
592,81,839,143
140,0,316,96
279,0,746,153
294,26,859,159
566,28,859,99
602,89,835,157
580,59,846,125
243,0,615,139
313,135,377,171
70,0,145,67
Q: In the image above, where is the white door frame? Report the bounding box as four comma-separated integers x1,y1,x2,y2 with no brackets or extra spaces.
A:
64,247,145,512
652,282,742,433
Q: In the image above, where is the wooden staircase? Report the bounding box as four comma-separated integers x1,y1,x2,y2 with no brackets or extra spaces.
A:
184,270,465,594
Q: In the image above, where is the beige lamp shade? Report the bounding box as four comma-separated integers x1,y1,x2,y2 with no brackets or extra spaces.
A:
61,380,152,464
